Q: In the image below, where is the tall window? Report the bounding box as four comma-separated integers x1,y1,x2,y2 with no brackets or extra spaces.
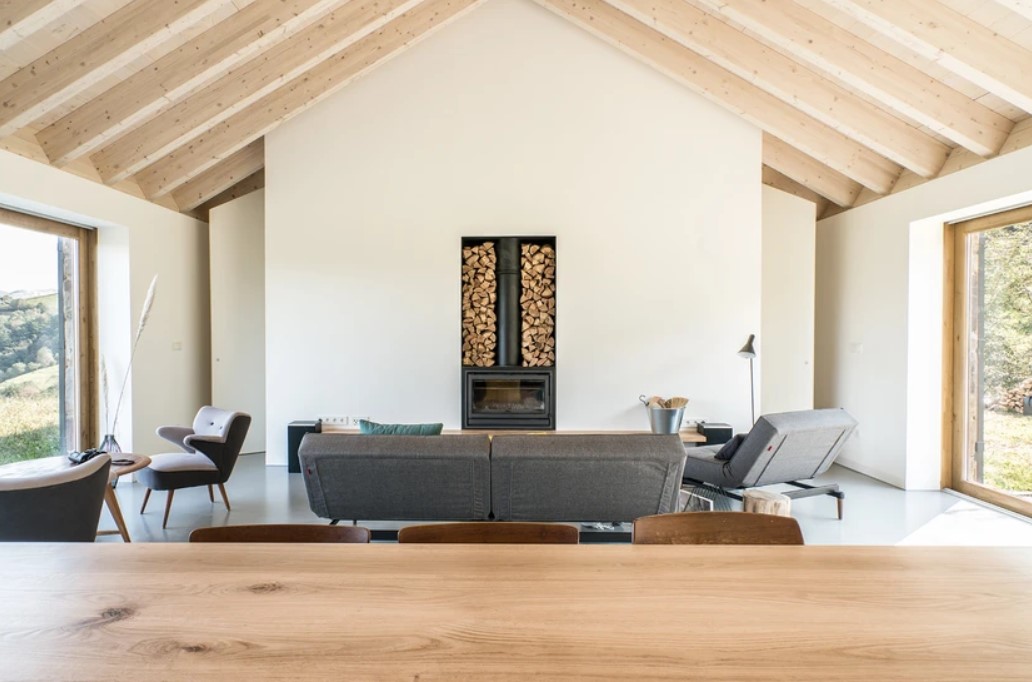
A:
0,207,95,465
947,205,1032,516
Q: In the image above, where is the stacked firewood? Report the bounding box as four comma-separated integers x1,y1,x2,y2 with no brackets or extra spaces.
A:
461,242,497,367
521,243,556,367
990,377,1032,412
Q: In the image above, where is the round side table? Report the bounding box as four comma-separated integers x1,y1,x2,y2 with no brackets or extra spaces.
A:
100,454,151,542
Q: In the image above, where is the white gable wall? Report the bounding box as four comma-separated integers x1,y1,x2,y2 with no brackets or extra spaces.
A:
264,0,764,464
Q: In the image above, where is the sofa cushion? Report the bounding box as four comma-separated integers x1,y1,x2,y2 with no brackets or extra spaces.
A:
299,434,491,521
146,452,218,473
357,420,443,436
714,433,746,461
490,434,687,522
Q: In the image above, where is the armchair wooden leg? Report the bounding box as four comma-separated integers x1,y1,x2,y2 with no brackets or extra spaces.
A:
217,483,231,511
162,490,175,529
140,488,151,514
208,484,214,503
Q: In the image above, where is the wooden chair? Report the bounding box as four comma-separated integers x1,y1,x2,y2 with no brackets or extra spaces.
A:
632,512,804,545
398,522,579,544
189,524,371,543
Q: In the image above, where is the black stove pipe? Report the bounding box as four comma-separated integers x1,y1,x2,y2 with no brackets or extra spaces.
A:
495,237,521,367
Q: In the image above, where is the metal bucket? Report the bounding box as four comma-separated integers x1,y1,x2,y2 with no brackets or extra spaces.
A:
646,406,685,434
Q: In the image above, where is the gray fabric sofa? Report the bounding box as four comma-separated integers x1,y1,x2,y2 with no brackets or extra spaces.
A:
299,433,686,524
300,434,492,521
490,435,685,522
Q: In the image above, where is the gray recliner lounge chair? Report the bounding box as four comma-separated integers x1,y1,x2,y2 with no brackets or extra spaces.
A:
681,409,858,518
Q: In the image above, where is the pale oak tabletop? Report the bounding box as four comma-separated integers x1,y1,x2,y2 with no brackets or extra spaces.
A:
2,544,1031,679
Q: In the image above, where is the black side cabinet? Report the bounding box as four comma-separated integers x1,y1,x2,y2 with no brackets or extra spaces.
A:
287,420,321,473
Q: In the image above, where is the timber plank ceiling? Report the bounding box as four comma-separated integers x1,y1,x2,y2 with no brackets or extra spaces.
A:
2,0,1032,220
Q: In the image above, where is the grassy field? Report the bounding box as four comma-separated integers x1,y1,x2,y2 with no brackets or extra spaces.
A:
0,365,60,466
984,409,1032,494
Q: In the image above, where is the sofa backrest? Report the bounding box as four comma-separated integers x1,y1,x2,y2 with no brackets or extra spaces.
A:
299,434,492,521
490,434,686,522
727,409,858,488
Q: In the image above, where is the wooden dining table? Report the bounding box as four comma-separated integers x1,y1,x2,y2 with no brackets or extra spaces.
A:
2,543,1031,680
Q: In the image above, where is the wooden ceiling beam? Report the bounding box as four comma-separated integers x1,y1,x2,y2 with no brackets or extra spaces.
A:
761,166,829,218
824,0,1032,115
0,0,240,139
992,0,1032,23
0,0,84,51
38,0,342,166
91,0,427,186
533,0,900,193
131,0,487,198
187,168,266,222
762,134,862,208
607,0,947,178
691,0,1012,158
171,139,264,211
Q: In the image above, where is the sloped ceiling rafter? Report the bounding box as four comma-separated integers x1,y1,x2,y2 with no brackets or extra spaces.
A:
535,0,903,193
0,0,87,51
823,0,1032,114
91,0,432,186
607,0,950,178
37,0,345,166
130,0,488,199
0,0,241,139
3,0,1032,220
689,0,1014,158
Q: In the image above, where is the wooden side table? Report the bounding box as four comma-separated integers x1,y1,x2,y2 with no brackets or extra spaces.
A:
99,454,151,542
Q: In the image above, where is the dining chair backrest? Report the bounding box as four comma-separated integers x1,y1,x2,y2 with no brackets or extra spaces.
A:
632,512,804,545
189,524,371,543
398,522,580,544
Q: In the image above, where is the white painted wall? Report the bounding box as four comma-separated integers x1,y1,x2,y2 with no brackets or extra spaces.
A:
209,190,266,453
264,0,762,465
760,186,815,415
816,145,1032,489
0,149,211,456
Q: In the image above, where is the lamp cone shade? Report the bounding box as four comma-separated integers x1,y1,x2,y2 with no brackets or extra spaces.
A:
738,334,756,359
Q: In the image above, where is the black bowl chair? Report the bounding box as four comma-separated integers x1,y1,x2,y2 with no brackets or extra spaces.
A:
0,455,111,542
138,407,251,528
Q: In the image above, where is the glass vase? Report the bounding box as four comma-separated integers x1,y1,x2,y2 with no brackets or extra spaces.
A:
99,433,122,454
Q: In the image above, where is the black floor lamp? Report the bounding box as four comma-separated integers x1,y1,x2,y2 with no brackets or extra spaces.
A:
738,334,757,425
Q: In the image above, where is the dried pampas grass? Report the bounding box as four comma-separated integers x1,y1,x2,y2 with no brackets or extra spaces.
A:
109,275,158,435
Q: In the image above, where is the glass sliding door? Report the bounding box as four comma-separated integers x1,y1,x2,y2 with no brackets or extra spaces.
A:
0,208,94,465
949,206,1032,516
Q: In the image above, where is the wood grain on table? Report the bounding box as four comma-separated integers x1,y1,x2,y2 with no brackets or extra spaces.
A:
2,544,1031,680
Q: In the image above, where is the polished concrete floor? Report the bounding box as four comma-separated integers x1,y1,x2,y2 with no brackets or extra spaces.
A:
100,453,1032,545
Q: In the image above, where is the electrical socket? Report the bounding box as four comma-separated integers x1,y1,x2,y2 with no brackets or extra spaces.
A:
350,416,371,426
318,415,348,426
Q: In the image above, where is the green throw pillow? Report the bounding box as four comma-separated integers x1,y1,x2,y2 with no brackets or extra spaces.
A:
357,419,443,436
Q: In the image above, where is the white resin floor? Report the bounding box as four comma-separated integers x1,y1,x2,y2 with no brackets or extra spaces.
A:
99,453,1032,545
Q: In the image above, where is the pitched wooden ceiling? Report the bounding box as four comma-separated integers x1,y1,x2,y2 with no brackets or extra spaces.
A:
3,0,1032,221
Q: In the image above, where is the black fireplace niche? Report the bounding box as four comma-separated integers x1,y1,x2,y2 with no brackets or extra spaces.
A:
461,236,556,429
462,367,555,429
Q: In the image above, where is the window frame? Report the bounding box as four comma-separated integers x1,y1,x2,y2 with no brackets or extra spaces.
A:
0,206,97,452
944,203,1032,517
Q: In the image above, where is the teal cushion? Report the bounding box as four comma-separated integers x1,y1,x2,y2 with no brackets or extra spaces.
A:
357,420,443,436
